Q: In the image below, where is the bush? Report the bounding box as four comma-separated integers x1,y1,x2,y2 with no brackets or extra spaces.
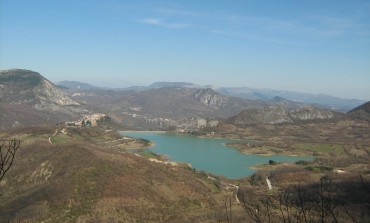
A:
269,160,277,165
305,165,333,173
295,160,309,165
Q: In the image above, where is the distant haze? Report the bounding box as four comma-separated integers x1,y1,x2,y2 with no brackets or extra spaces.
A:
1,0,369,100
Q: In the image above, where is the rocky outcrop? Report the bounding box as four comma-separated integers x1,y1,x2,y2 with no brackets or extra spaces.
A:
35,79,80,106
176,118,219,132
194,88,228,109
228,105,335,125
33,79,82,112
290,106,334,120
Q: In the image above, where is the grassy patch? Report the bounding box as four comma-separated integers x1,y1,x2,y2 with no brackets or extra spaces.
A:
0,132,7,138
137,150,160,159
207,181,221,193
92,135,114,142
71,133,84,141
137,138,151,147
6,133,49,145
50,134,70,144
305,165,333,173
23,134,49,144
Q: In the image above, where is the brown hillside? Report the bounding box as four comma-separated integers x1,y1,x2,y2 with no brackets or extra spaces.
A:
348,101,370,120
0,127,244,222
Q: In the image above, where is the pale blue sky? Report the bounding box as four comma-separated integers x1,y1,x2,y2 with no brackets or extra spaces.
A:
1,0,369,100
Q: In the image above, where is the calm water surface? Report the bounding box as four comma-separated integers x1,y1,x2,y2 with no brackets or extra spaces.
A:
120,132,313,179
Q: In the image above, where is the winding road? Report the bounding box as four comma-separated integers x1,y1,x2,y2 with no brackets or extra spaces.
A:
48,129,58,144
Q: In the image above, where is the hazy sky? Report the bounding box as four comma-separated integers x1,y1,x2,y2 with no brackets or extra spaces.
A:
1,0,369,100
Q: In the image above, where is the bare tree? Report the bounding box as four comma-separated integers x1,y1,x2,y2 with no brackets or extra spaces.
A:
240,177,343,223
0,138,21,182
242,194,273,223
224,198,233,223
343,175,370,223
312,177,339,223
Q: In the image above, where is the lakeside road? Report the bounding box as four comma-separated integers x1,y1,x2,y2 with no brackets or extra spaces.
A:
235,185,241,204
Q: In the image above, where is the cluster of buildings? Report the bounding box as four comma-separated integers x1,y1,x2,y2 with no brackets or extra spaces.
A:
66,113,109,127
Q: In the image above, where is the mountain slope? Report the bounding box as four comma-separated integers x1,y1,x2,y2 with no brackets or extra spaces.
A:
228,105,338,125
0,69,86,129
349,101,370,114
347,101,370,120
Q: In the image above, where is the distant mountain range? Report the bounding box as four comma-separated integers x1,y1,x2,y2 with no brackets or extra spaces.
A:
62,86,266,130
56,81,101,90
57,81,365,112
149,82,199,89
56,81,199,91
1,69,368,130
58,80,349,130
219,87,365,112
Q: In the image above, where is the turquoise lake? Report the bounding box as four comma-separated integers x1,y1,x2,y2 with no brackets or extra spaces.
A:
120,132,313,179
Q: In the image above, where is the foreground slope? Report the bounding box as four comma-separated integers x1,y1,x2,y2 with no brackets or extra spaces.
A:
0,127,245,222
0,69,87,129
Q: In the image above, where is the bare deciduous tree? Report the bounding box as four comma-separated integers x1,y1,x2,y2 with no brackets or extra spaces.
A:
242,193,273,223
240,175,370,223
0,138,21,182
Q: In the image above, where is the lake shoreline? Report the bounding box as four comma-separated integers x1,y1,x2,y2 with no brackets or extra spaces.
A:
118,131,313,179
230,145,312,157
120,130,167,134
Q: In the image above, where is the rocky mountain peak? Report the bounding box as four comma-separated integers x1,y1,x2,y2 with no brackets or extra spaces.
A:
0,69,79,107
0,69,86,129
194,88,228,109
0,69,43,86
